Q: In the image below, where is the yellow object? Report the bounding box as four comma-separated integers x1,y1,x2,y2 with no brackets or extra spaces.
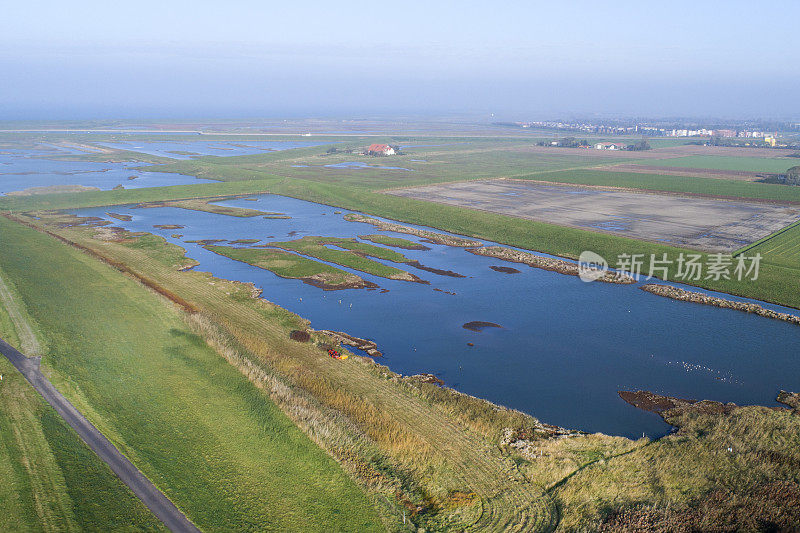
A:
765,135,777,147
340,355,348,360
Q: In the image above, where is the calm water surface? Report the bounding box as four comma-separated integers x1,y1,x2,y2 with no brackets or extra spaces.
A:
74,195,800,438
0,146,210,194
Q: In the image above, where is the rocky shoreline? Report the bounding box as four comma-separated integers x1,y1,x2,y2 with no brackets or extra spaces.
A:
317,330,382,357
344,213,483,247
641,284,800,326
467,246,636,284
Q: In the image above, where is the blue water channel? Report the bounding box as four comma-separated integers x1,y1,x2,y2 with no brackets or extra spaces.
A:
0,146,209,195
74,195,800,438
0,140,323,195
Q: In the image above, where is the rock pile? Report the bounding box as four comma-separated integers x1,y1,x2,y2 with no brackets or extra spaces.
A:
468,246,636,284
641,284,800,326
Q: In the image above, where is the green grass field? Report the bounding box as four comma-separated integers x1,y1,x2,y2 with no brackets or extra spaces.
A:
743,221,800,270
0,217,384,532
0,356,167,532
649,155,796,173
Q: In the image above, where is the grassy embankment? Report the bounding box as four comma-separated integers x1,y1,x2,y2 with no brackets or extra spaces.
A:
205,245,371,289
0,266,165,531
0,358,167,532
0,217,385,532
10,212,800,530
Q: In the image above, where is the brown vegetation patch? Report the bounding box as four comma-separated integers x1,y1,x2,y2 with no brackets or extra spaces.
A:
600,481,800,532
289,330,311,342
490,265,521,274
433,288,456,295
618,390,697,414
406,260,465,278
408,373,445,386
106,212,132,221
619,390,740,419
462,321,502,332
153,224,185,229
777,390,800,409
186,239,226,245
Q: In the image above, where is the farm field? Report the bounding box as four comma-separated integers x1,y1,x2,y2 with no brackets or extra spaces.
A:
0,217,385,532
388,178,800,252
648,155,797,174
523,168,800,203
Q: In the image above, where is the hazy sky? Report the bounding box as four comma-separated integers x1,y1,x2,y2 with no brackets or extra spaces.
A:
2,1,798,120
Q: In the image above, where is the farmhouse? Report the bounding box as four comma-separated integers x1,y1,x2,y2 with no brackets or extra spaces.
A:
594,142,624,150
366,143,396,156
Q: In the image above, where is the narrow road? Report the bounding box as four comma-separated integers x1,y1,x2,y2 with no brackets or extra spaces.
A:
0,338,201,533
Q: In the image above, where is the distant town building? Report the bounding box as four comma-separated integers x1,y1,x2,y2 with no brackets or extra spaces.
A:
366,143,396,156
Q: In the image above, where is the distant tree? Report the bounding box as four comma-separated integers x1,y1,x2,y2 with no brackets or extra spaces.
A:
326,146,338,154
786,166,800,185
626,139,652,151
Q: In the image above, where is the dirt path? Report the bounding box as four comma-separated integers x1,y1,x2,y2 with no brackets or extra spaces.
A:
0,338,201,533
0,273,40,356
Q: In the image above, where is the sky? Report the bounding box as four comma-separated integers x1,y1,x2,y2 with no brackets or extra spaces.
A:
1,1,799,121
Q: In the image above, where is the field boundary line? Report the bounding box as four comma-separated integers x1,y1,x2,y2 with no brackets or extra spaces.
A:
733,219,800,257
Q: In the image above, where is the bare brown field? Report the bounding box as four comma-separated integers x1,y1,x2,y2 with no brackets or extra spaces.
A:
387,178,800,252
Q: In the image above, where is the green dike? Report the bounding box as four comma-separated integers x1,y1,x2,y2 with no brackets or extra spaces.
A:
0,357,166,532
0,218,383,532
205,245,367,288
